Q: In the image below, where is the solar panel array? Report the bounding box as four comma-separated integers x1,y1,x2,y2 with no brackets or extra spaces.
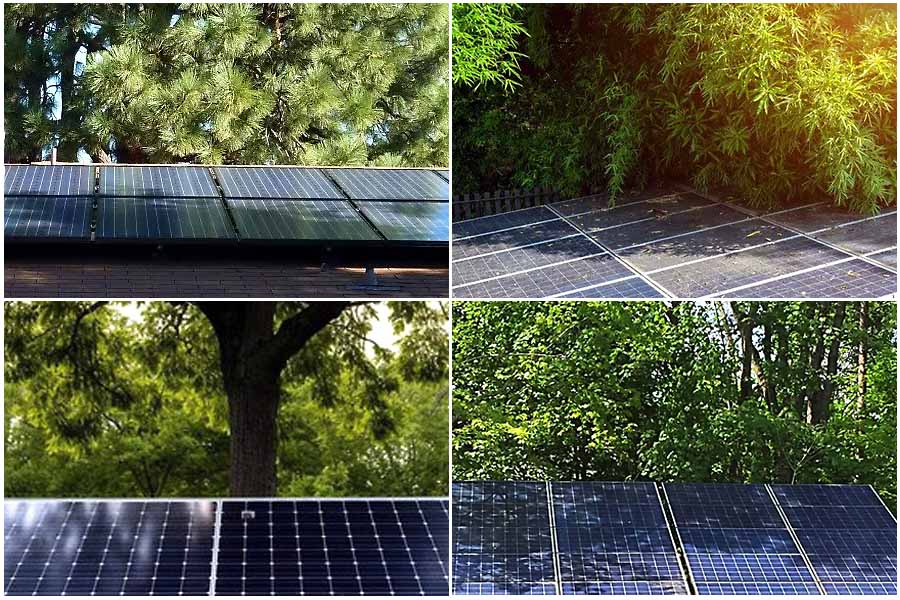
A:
4,164,448,247
453,482,897,596
453,191,897,299
5,499,449,596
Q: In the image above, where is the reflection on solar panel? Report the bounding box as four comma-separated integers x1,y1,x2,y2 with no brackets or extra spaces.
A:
553,482,688,595
96,197,235,241
326,169,449,201
5,196,93,241
4,501,216,596
5,499,449,596
453,481,558,595
356,201,448,242
772,485,897,596
454,482,896,596
99,166,218,197
452,192,897,299
216,500,448,596
4,165,94,196
227,198,380,242
214,167,343,199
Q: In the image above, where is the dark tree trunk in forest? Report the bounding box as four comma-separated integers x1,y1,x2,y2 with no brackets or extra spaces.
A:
857,303,868,412
806,304,846,424
57,17,80,162
193,301,351,496
731,303,754,403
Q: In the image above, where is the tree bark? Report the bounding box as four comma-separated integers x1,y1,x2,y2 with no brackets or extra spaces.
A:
192,301,351,496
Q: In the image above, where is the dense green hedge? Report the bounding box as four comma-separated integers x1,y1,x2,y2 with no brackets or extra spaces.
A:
453,4,896,213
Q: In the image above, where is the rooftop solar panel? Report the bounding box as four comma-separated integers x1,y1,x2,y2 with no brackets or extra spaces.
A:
96,197,235,242
216,500,448,596
227,198,381,243
326,168,448,201
4,501,215,596
214,167,344,200
453,482,557,595
99,166,218,197
5,196,93,241
356,201,449,243
4,165,94,196
772,485,896,594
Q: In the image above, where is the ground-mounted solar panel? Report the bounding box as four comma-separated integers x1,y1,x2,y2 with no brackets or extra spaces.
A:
453,481,558,595
227,198,381,243
4,500,216,596
356,201,448,243
5,196,93,241
552,482,688,595
326,168,448,201
99,166,218,198
772,485,897,596
214,167,344,200
5,165,94,196
216,499,448,596
96,197,235,242
664,483,820,595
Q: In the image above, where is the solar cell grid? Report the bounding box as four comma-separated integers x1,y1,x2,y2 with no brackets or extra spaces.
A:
227,198,381,243
563,581,688,595
355,200,448,243
96,197,235,241
4,165,94,196
715,258,896,299
326,168,448,201
452,207,558,239
214,167,343,200
99,166,218,197
694,581,820,595
5,196,93,241
556,276,664,299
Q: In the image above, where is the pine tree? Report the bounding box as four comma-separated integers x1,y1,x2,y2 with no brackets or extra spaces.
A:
5,3,448,166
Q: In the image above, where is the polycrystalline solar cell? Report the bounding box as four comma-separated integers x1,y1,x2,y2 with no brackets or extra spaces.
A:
687,554,814,584
453,219,580,261
453,482,556,594
557,276,664,299
677,528,801,555
782,506,896,529
215,499,448,596
355,201,448,242
721,259,896,299
4,165,94,196
771,484,884,507
794,529,896,556
453,207,558,239
215,167,343,199
552,482,663,526
694,582,820,595
4,501,215,596
664,483,771,506
867,248,896,270
670,504,784,529
99,166,218,197
567,193,715,236
564,581,687,595
823,581,898,595
454,582,558,595
96,197,235,241
5,196,93,240
227,198,380,242
326,168,448,201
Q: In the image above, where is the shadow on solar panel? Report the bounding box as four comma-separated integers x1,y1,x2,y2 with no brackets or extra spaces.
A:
452,481,897,596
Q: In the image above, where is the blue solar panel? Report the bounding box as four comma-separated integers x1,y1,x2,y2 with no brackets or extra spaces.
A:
4,501,215,596
453,482,557,595
563,581,690,595
772,484,896,595
5,165,94,196
99,166,218,197
214,167,344,199
215,500,448,596
5,196,93,241
695,582,820,595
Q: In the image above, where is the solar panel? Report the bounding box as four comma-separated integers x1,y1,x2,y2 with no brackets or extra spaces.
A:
214,167,344,199
4,501,216,596
552,482,688,595
5,196,93,241
453,481,557,595
355,201,448,242
96,197,235,241
4,165,94,196
326,168,448,201
215,500,448,596
772,485,897,595
436,170,449,182
99,166,218,197
227,198,381,243
664,483,818,595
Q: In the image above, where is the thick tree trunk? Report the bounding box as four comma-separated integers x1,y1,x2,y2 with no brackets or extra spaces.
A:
226,375,280,496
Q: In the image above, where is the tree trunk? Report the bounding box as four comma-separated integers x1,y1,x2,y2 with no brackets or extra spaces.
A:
226,375,280,496
731,303,754,404
57,21,80,162
807,304,846,424
857,302,868,412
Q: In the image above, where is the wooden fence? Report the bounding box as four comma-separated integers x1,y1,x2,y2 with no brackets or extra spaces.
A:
452,187,562,222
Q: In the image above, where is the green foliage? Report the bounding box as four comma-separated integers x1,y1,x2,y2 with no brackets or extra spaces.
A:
452,3,526,91
5,301,449,498
452,301,896,509
453,4,896,212
5,3,448,166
